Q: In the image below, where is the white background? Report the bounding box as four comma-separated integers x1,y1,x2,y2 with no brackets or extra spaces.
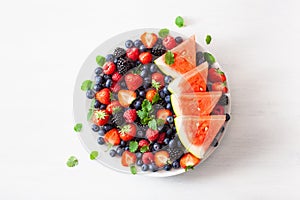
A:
0,0,300,199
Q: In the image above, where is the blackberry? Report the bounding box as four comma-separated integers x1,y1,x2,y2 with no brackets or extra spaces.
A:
117,57,130,75
151,44,166,56
168,148,184,161
136,121,148,133
218,94,229,106
113,47,126,58
111,110,124,126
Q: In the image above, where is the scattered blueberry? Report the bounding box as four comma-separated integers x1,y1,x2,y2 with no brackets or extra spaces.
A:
125,40,134,48
166,116,174,124
97,137,105,145
164,75,173,84
175,36,183,44
140,69,148,78
133,100,142,110
166,103,172,110
172,161,180,169
139,45,147,52
94,100,101,108
106,54,115,62
98,128,105,136
124,146,130,151
164,164,172,171
159,90,166,98
136,159,143,166
141,164,149,171
153,143,161,151
144,76,152,84
134,39,142,48
148,163,158,172
105,79,113,88
109,149,117,157
163,86,171,95
103,124,113,132
166,128,173,136
149,64,157,73
86,90,95,99
100,104,106,110
93,84,102,92
136,152,142,159
103,74,110,80
142,64,150,71
163,138,170,145
139,91,146,98
120,140,127,147
91,124,100,132
165,95,171,103
94,67,103,75
116,147,124,156
143,81,151,89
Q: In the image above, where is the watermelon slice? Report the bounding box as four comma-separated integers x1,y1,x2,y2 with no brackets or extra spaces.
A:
171,91,222,116
175,115,225,158
154,35,196,78
168,62,208,94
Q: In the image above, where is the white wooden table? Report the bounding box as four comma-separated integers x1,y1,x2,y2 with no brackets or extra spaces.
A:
0,0,299,199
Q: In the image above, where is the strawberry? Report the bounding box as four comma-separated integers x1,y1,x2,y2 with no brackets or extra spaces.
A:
163,36,176,50
146,89,157,103
125,73,143,91
126,47,139,61
142,152,154,164
151,72,165,88
110,82,121,93
118,89,137,107
157,132,166,144
106,100,122,114
138,139,150,148
212,104,225,115
156,109,172,123
123,109,137,123
104,128,120,145
140,32,158,48
119,124,136,141
139,52,152,64
212,82,228,93
154,150,170,168
112,71,122,82
180,153,201,171
208,68,226,82
103,62,116,75
92,110,110,126
146,128,159,142
95,88,111,105
121,151,137,167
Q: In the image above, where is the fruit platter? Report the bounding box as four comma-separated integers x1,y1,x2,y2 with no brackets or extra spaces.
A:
73,28,231,177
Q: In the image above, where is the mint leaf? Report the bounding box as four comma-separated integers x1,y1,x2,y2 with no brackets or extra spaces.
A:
158,28,169,38
81,80,93,91
206,35,212,45
203,52,216,64
96,55,106,66
152,80,161,90
90,99,96,108
142,99,152,112
165,51,175,65
66,156,78,167
148,119,157,130
130,165,137,175
151,93,160,104
185,165,194,172
90,151,99,160
129,141,138,153
140,145,149,153
137,110,147,120
175,16,184,28
73,123,82,132
87,109,93,121
157,119,165,127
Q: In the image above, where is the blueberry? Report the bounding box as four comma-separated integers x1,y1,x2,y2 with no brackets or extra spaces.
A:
166,116,174,124
165,95,171,103
93,84,102,92
164,75,173,84
149,64,157,73
139,91,146,98
100,104,106,109
140,70,148,78
106,54,115,62
120,140,127,147
95,75,103,84
125,40,134,48
95,67,103,75
105,79,113,88
169,139,176,148
153,143,161,151
136,130,145,138
134,39,142,48
163,86,171,95
144,76,152,84
134,100,142,110
166,128,173,136
109,149,117,157
98,128,105,136
156,38,163,45
166,103,172,110
164,164,172,171
172,161,180,169
141,164,149,171
139,45,147,52
175,36,183,44
97,137,105,145
211,138,219,147
163,138,170,145
103,74,110,80
196,51,205,65
142,64,150,71
136,159,143,166
94,100,101,108
135,61,141,67
177,140,183,148
143,82,151,89
226,113,231,121
113,58,118,64
149,164,158,172
116,147,124,156
91,124,100,132
124,146,130,151
103,124,113,132
159,90,166,98
86,90,95,99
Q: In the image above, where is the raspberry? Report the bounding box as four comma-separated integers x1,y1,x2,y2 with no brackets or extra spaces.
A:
123,109,137,123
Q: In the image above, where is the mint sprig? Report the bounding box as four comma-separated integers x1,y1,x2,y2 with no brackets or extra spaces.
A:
175,16,184,28
96,55,106,66
90,151,99,160
66,156,78,167
129,141,138,153
81,80,93,91
203,52,216,64
158,28,169,38
130,165,137,175
74,123,82,132
165,51,175,65
148,119,157,130
206,35,212,45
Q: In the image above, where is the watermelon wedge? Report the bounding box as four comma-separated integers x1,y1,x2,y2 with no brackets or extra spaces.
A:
168,61,208,94
154,35,196,78
171,91,222,116
175,115,225,158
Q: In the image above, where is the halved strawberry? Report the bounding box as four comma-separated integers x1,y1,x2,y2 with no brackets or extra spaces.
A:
156,109,172,123
152,72,165,88
180,153,201,171
212,82,228,93
121,151,137,167
208,68,226,82
95,88,111,105
118,89,137,107
123,109,137,123
92,110,110,126
106,100,122,114
104,128,120,146
119,124,136,141
125,73,143,91
154,150,170,168
142,152,154,164
140,32,158,48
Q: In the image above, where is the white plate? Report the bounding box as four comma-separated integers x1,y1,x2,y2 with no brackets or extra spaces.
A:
73,28,231,177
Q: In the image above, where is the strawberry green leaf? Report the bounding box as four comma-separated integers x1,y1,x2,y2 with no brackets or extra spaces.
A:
81,80,93,91
148,119,157,130
175,16,184,28
156,119,165,127
140,145,149,153
152,80,161,90
73,123,82,132
96,55,106,66
130,165,137,175
129,141,138,153
66,156,78,167
112,106,121,114
158,28,169,38
87,109,93,121
165,51,175,65
204,52,215,64
151,93,160,104
185,165,194,172
205,35,212,45
90,151,99,160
